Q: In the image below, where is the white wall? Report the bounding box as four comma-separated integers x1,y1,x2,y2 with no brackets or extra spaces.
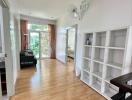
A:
20,14,56,25
10,13,21,86
56,0,132,75
2,7,15,96
14,14,21,72
10,15,17,85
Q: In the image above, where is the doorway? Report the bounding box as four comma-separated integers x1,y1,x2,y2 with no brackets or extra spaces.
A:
28,24,50,59
29,31,50,59
66,25,77,69
29,32,40,59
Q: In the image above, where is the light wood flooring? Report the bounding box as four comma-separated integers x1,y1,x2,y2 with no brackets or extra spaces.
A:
10,59,106,100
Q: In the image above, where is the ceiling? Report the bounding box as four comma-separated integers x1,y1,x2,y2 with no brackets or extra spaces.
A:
8,0,81,20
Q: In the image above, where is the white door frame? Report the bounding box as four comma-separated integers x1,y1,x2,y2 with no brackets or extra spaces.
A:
0,3,6,100
0,1,15,99
29,30,51,59
66,24,78,71
2,7,15,96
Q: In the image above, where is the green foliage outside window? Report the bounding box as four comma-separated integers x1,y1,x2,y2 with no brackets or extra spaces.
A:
30,33,40,57
28,24,48,31
28,24,50,58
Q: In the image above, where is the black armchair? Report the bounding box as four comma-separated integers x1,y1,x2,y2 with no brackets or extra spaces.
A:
20,49,37,68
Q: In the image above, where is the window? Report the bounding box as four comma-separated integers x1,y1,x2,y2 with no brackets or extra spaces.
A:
28,24,48,31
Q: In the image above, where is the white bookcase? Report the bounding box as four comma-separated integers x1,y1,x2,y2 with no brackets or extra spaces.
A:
92,75,102,91
94,48,105,62
95,31,106,46
81,26,132,99
92,62,103,78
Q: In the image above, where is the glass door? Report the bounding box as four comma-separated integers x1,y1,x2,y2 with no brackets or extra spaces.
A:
40,32,50,58
29,32,40,59
29,31,50,59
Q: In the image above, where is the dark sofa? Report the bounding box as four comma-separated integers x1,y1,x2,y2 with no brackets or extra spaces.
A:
20,49,37,68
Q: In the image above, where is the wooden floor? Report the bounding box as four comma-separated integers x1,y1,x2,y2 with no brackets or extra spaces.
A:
10,59,106,100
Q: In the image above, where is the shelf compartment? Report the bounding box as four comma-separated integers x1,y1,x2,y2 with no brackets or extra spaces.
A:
92,75,102,91
108,49,124,68
95,32,106,46
94,48,105,62
105,66,122,82
104,82,118,97
83,57,91,61
84,46,92,59
93,62,103,78
82,59,91,72
84,45,92,47
82,70,90,84
108,47,125,50
109,29,127,48
84,33,93,45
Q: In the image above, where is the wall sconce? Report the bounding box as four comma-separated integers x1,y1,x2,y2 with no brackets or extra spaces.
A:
71,0,90,20
72,8,79,18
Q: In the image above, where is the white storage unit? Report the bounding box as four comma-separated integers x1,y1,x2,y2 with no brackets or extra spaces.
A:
94,48,105,62
107,49,124,68
109,29,127,48
81,27,132,99
92,62,103,78
105,66,122,82
104,82,119,97
95,32,106,46
82,70,90,84
82,58,91,72
92,75,102,92
83,46,92,59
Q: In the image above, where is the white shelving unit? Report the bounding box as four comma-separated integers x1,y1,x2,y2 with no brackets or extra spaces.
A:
94,48,105,62
83,46,92,59
82,59,91,72
84,33,93,45
92,62,103,78
104,82,119,97
81,27,132,99
95,31,106,46
108,49,124,68
92,75,102,92
109,29,127,48
82,70,90,84
105,66,122,82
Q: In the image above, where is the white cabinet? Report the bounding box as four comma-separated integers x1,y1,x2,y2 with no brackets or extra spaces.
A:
81,27,132,99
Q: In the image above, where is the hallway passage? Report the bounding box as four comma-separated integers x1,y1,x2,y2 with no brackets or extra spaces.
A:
10,59,106,100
